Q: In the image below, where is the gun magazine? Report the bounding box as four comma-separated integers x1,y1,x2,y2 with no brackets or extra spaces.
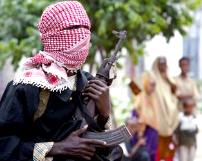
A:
83,125,132,147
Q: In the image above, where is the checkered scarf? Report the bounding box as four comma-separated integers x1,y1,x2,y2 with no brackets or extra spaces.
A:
13,1,91,92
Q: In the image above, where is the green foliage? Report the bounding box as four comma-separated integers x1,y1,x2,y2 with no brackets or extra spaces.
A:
0,0,55,69
0,0,201,69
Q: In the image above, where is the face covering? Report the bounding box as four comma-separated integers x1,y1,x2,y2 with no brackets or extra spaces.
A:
14,1,91,92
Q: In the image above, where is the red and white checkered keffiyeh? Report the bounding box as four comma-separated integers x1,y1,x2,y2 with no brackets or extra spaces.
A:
13,1,91,92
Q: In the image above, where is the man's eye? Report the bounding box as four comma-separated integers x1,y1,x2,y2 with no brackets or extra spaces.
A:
63,25,89,31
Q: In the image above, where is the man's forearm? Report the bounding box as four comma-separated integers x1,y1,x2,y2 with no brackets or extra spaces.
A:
47,142,62,156
97,115,109,129
96,98,111,129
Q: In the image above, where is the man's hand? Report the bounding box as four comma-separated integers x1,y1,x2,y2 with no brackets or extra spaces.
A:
83,80,111,119
48,126,106,160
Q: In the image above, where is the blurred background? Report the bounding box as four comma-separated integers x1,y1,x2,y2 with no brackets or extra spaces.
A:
0,0,202,161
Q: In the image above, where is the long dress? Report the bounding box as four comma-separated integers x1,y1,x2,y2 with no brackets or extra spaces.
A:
152,58,179,161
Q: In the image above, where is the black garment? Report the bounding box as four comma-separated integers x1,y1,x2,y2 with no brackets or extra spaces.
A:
0,70,97,161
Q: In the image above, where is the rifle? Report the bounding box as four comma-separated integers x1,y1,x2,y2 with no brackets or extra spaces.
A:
96,30,127,85
33,31,132,147
82,30,132,147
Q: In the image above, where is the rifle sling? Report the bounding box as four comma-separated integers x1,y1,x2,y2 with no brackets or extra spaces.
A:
73,91,102,132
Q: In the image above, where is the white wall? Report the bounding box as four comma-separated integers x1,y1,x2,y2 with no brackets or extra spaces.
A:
145,32,183,76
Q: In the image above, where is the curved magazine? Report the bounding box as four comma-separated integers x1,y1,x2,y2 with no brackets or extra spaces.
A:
83,125,132,147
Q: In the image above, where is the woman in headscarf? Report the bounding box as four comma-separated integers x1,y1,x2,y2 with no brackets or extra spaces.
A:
131,72,159,161
152,57,179,161
0,1,111,161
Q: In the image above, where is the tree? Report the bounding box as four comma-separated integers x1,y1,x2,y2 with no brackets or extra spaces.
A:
0,0,201,69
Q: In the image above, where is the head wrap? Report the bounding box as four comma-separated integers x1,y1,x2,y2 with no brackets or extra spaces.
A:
134,72,159,131
141,72,155,92
151,57,179,136
13,1,91,92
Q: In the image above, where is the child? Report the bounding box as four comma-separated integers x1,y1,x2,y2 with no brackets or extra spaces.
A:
129,121,151,161
122,118,150,161
175,98,198,161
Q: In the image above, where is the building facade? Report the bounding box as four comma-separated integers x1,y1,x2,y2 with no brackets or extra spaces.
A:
183,7,202,79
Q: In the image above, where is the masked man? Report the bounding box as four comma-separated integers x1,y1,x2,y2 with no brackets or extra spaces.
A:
0,1,112,161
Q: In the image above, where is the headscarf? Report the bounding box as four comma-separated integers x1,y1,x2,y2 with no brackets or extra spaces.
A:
13,1,91,92
151,57,179,136
134,72,159,131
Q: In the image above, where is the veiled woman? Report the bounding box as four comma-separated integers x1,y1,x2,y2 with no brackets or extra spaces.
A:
152,57,179,161
132,72,159,161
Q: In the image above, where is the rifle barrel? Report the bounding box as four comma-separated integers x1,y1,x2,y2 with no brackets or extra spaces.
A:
110,30,127,64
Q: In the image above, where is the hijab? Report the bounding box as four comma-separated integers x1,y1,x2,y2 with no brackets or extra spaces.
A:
151,57,179,136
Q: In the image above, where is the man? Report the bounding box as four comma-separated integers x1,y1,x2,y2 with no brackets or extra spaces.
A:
0,1,112,161
151,57,179,161
175,57,198,110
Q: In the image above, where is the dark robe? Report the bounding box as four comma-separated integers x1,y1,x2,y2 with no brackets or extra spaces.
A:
0,70,97,161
